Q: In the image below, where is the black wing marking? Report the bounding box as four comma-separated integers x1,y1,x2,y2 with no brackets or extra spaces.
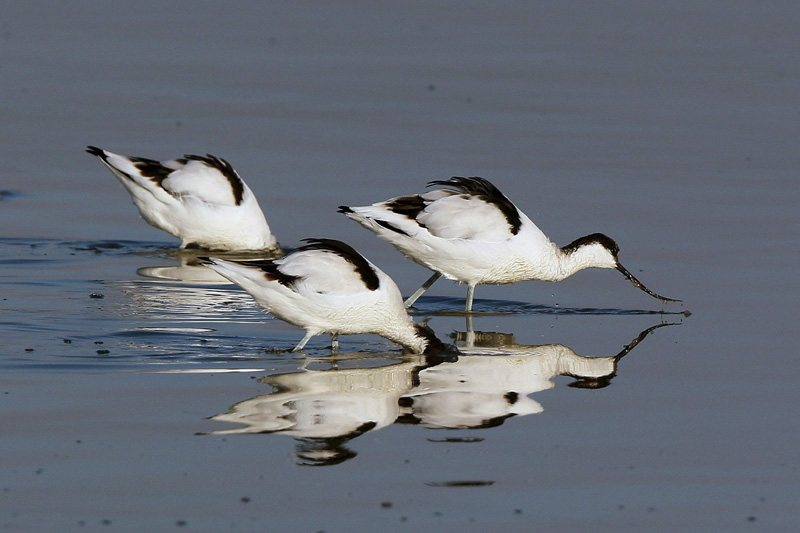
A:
199,257,300,288
88,146,243,203
253,259,302,288
130,156,174,184
338,204,419,236
87,145,173,185
184,154,245,206
427,177,522,235
85,146,106,159
384,194,427,220
298,238,380,291
374,219,411,236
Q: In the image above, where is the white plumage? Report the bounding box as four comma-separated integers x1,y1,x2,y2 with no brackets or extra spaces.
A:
340,177,679,312
202,239,450,354
86,146,278,251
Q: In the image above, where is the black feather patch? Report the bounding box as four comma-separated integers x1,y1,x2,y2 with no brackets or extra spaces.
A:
85,146,105,158
384,194,427,220
298,239,380,291
256,260,301,287
199,256,300,288
86,146,170,184
184,154,245,206
427,177,522,235
131,156,174,184
375,219,410,236
561,233,619,258
231,258,301,288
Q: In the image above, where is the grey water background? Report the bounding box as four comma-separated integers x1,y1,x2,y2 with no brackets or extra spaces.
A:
1,1,798,531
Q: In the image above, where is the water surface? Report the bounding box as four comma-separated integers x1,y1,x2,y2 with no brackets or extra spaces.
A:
1,2,798,531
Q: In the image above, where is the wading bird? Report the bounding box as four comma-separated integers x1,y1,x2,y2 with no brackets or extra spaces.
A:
202,239,452,354
340,177,679,312
86,146,278,251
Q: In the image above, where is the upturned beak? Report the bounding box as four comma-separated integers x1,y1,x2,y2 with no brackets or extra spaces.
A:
616,263,681,303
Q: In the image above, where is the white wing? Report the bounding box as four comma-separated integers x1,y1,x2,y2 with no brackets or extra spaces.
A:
160,157,243,207
416,193,516,242
276,248,378,297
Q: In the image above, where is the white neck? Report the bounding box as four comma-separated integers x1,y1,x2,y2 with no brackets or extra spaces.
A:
518,241,616,282
385,324,427,353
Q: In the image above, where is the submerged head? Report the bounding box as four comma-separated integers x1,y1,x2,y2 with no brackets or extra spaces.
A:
413,323,460,355
563,233,681,303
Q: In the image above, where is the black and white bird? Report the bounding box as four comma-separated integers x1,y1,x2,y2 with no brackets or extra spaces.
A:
340,177,679,312
202,239,451,354
86,146,278,251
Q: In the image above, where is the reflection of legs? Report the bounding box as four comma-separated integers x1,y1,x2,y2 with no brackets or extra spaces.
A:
291,332,315,352
404,272,442,308
464,314,475,348
465,284,476,313
330,333,339,353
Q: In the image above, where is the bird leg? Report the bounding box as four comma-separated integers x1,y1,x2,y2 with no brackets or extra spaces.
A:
464,314,475,347
291,332,315,353
465,284,476,313
330,333,339,353
404,272,442,308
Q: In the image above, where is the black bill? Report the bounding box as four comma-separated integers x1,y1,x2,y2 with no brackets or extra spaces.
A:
616,264,681,303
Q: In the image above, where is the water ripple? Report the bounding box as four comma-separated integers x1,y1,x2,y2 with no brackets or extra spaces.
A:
412,295,688,316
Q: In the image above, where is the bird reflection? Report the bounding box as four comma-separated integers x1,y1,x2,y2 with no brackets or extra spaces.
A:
204,321,677,465
400,322,672,430
113,278,264,324
136,248,283,284
113,249,284,323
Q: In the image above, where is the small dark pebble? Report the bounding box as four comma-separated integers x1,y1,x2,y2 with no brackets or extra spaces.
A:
94,341,103,345
240,497,250,503
514,509,523,515
96,349,110,355
90,293,104,299
25,348,34,352
381,501,392,509
63,339,72,344
747,516,757,522
176,520,187,527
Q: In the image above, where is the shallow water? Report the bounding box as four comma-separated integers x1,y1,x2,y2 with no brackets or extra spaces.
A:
2,2,799,531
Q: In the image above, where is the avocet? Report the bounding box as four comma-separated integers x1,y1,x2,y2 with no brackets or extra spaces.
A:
202,239,451,354
86,146,278,251
340,177,679,312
